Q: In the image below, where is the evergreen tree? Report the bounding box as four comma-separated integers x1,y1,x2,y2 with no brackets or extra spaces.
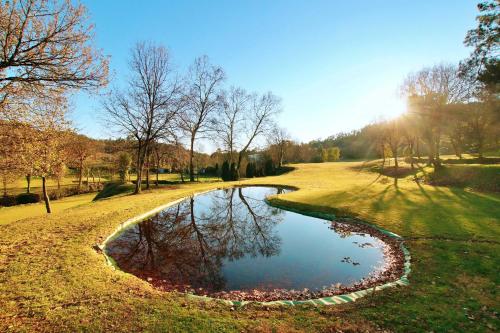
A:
230,162,239,181
246,162,255,178
264,158,275,176
221,161,230,181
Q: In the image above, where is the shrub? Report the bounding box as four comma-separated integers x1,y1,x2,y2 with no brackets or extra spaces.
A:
48,190,60,200
117,152,132,183
425,165,500,192
264,159,275,176
221,161,230,181
230,162,239,181
246,162,255,178
0,195,17,207
16,193,41,204
205,166,217,176
93,182,135,201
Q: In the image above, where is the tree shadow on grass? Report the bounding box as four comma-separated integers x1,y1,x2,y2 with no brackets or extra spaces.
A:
294,178,499,241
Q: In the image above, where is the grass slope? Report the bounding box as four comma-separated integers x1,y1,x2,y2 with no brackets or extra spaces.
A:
0,193,96,225
0,162,498,332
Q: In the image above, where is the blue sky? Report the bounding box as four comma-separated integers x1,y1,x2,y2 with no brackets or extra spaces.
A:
74,0,478,150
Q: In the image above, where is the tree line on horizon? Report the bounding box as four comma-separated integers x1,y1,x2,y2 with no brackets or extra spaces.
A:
284,1,499,169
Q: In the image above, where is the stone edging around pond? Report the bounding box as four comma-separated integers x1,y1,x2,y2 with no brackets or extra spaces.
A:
97,185,411,307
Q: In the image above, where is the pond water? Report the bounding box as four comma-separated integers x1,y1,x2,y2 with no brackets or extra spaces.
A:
105,186,388,295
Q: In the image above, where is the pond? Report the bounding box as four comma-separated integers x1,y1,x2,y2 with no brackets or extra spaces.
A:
105,186,403,301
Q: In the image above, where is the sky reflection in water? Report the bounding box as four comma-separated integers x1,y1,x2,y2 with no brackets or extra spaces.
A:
106,186,386,292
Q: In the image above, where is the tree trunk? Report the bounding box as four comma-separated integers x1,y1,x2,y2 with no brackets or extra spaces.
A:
427,137,435,167
42,176,51,214
477,133,484,159
145,147,150,189
381,144,386,169
451,139,462,159
279,146,284,168
434,133,441,168
180,169,185,183
78,161,83,193
408,141,414,169
393,148,399,170
26,174,31,193
156,167,159,186
416,139,421,160
189,137,195,182
135,145,143,194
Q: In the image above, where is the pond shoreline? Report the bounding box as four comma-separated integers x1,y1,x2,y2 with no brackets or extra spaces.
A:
99,185,411,305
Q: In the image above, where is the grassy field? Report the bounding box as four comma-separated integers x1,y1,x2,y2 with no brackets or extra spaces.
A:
4,175,82,196
0,162,498,332
0,193,97,225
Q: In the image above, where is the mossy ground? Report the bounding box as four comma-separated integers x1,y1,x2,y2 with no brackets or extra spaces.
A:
0,162,498,332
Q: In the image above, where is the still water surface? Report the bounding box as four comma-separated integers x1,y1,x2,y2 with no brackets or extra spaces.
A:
106,186,386,292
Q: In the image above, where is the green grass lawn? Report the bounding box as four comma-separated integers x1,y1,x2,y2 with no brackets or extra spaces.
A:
0,162,498,332
0,193,97,225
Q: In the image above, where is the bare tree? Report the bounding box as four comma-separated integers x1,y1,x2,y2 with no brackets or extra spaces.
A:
0,0,108,114
213,90,281,179
383,119,405,171
212,87,249,164
235,92,281,176
104,42,181,194
179,56,225,181
151,141,172,186
267,125,291,168
401,64,471,167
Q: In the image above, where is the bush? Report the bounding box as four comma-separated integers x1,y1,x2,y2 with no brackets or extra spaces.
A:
221,161,230,181
48,185,102,201
0,195,17,207
16,193,41,204
117,152,132,183
275,166,294,175
93,182,135,201
246,162,256,178
425,165,500,192
264,159,275,176
205,165,217,176
230,162,239,181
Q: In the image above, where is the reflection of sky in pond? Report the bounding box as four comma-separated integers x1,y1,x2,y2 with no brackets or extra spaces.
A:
106,186,386,292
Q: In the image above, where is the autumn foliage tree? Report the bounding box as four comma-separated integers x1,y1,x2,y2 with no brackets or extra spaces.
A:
67,134,95,192
0,0,108,115
30,95,70,213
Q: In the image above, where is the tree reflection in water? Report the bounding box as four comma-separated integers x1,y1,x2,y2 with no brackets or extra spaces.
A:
106,187,286,293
